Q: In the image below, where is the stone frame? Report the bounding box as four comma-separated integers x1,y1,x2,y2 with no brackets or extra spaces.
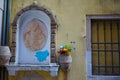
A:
10,4,58,63
86,15,120,80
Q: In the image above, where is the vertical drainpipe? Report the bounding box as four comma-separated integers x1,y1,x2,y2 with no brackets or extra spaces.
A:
6,0,11,45
1,0,7,45
1,0,11,46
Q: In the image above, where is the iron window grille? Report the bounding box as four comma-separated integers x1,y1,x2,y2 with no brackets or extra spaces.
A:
91,19,120,75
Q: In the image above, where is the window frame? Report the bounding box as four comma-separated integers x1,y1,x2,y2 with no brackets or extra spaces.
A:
86,15,120,80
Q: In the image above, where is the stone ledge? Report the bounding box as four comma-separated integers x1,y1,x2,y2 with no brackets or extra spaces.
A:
6,63,59,77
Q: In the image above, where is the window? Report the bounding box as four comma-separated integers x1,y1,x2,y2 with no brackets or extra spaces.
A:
92,19,120,75
86,15,120,80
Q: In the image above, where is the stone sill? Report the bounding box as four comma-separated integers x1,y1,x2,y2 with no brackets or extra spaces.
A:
6,63,59,77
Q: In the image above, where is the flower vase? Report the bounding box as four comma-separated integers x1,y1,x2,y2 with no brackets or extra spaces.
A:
0,46,11,65
58,54,72,71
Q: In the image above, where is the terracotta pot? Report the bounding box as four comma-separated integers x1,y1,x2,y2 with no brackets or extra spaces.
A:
58,54,72,71
0,46,11,65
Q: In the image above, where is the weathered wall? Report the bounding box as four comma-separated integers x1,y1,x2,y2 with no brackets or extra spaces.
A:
9,0,120,80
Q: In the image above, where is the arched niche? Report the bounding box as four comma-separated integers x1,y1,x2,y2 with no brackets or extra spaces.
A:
11,4,58,63
7,4,59,77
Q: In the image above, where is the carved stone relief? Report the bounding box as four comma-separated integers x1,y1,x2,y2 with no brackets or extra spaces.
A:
23,19,48,51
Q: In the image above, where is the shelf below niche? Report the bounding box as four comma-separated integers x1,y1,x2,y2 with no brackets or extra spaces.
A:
6,63,59,77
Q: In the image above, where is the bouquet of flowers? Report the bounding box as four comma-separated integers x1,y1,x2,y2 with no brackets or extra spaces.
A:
57,44,73,56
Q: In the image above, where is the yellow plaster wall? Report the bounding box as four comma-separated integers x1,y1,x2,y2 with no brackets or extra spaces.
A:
9,0,120,80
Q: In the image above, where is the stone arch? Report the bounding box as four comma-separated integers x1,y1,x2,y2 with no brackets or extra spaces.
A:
11,4,58,63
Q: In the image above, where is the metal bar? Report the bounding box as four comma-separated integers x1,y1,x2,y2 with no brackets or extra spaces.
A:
91,22,94,74
104,21,107,73
92,42,120,44
97,21,100,74
93,66,120,68
92,50,120,52
93,73,120,75
110,21,114,74
117,21,120,73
